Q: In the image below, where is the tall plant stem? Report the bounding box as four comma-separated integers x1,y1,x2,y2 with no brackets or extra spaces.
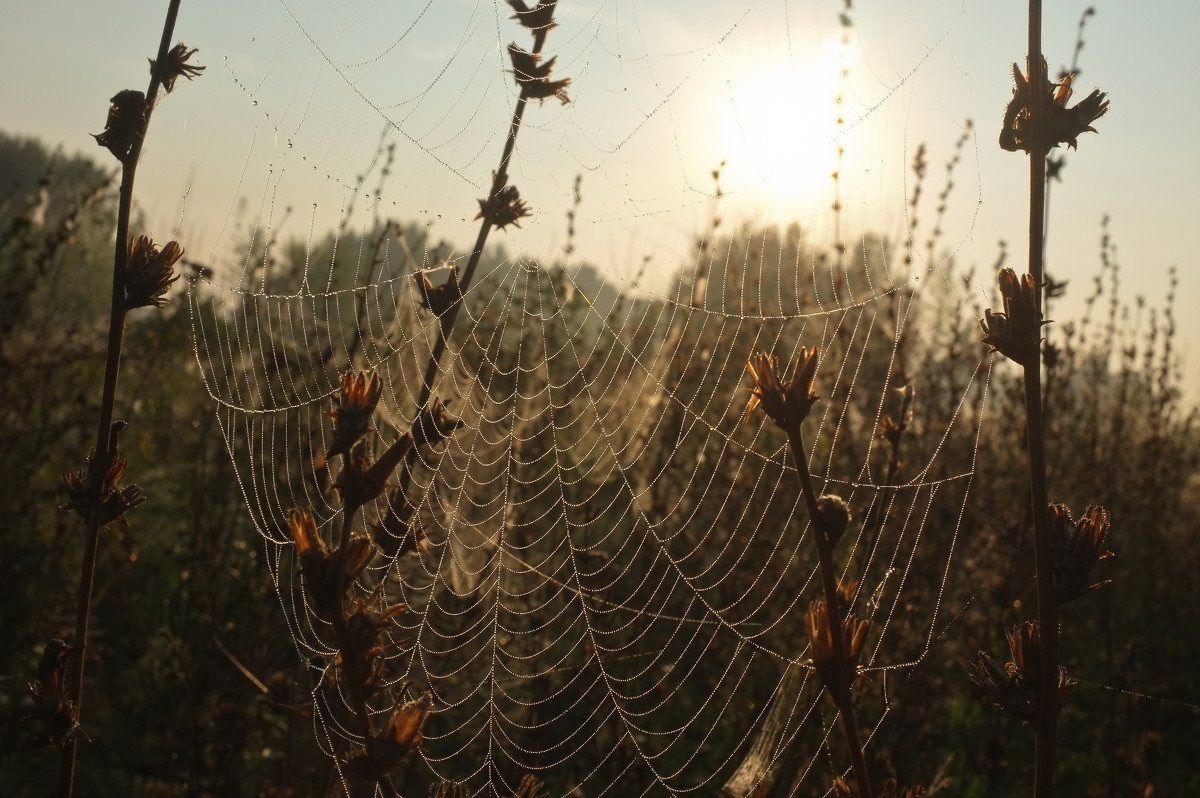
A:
1022,3,1060,796
785,426,872,798
58,3,184,795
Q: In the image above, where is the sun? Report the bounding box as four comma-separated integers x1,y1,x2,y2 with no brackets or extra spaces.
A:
720,48,847,210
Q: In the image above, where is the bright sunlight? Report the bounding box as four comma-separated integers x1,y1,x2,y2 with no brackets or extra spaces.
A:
720,41,850,210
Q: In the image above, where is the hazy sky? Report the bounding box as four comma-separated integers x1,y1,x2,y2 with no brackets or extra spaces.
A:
4,0,1198,394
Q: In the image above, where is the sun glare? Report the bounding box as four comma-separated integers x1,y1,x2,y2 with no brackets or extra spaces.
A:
721,45,848,211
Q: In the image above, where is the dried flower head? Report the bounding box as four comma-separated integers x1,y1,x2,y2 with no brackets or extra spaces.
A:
124,235,182,309
344,694,431,780
93,89,147,163
328,370,383,458
477,183,532,230
804,598,870,700
341,599,406,694
980,267,1044,366
288,508,373,618
414,266,464,319
1049,503,1113,603
150,42,205,93
507,43,571,104
999,57,1108,153
968,621,1074,723
506,0,558,32
745,347,820,429
515,775,549,798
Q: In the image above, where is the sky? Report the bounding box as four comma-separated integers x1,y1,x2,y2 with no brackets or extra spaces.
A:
3,0,1198,397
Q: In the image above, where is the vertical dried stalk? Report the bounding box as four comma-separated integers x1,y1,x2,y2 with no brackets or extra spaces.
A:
60,2,187,795
1021,4,1061,796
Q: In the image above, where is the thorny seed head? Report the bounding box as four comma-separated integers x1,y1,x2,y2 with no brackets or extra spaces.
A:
93,89,147,163
968,621,1074,724
327,370,383,458
507,43,571,104
745,347,820,430
506,0,558,33
1049,503,1114,603
150,42,205,94
124,235,182,310
62,440,145,528
343,599,406,680
477,182,532,230
980,267,1045,366
804,598,870,697
999,57,1108,154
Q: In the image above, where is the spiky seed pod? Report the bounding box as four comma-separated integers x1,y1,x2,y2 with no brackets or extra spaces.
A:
804,599,871,703
476,183,532,230
414,266,464,319
344,695,431,781
980,267,1044,366
999,57,1108,153
968,621,1075,723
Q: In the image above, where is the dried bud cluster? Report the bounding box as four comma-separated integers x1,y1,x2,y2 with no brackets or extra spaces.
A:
980,267,1044,366
1048,503,1113,603
968,621,1074,724
508,43,570,105
816,494,851,549
744,347,820,430
1000,57,1108,153
341,600,406,697
25,639,82,749
124,235,182,310
506,0,558,32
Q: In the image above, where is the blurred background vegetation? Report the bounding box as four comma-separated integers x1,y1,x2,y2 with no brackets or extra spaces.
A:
1,128,1197,797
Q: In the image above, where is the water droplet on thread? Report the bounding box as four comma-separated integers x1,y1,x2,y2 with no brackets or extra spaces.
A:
252,100,258,107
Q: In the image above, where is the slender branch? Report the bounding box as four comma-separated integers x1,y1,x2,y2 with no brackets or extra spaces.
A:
59,3,184,795
785,426,873,798
1023,3,1061,796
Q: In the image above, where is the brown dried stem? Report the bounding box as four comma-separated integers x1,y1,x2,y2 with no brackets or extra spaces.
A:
59,2,185,794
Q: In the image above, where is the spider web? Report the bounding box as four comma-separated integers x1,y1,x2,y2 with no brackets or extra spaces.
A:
179,1,995,794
